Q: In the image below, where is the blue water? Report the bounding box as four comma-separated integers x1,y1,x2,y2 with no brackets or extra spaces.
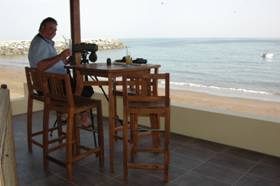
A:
1,38,280,102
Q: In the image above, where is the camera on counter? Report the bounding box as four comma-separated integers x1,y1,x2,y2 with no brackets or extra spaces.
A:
72,43,98,53
72,43,98,63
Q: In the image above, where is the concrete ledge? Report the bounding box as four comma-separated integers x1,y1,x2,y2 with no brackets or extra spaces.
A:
11,97,43,116
170,105,280,157
11,85,280,157
11,83,43,115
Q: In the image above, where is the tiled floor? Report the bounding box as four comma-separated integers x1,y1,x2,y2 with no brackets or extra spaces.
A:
13,111,280,186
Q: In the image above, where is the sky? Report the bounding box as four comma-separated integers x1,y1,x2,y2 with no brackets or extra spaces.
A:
1,0,280,41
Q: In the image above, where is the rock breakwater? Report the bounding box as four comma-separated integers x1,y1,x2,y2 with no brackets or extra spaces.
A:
0,39,125,56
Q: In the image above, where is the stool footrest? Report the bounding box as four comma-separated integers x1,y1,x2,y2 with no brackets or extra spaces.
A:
47,155,66,167
128,163,164,170
136,127,164,132
48,135,66,144
31,140,43,147
32,126,61,137
78,126,97,132
135,147,165,153
48,143,67,153
31,130,43,137
73,147,101,161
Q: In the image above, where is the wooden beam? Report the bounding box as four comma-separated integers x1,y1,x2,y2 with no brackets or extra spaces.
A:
70,0,81,65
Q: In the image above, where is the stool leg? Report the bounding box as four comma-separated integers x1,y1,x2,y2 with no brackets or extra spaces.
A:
96,103,104,171
56,112,63,144
113,91,119,141
150,113,161,148
74,114,80,155
130,114,138,162
164,111,170,183
66,111,74,181
27,96,33,152
123,113,129,181
89,109,98,147
42,105,50,170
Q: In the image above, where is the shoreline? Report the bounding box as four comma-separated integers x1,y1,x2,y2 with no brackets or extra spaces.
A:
1,65,279,120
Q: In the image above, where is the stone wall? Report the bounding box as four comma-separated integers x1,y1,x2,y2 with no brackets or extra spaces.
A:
0,39,125,56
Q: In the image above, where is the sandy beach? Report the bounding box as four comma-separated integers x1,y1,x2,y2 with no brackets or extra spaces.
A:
170,89,280,120
1,65,279,120
0,66,26,98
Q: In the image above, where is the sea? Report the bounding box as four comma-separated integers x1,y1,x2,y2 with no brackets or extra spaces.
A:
1,38,280,102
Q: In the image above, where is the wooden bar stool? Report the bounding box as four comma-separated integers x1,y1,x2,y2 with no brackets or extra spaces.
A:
113,66,160,142
42,72,104,181
25,67,64,152
122,73,170,182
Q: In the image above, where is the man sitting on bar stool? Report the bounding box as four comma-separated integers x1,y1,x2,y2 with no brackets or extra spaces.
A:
28,17,90,126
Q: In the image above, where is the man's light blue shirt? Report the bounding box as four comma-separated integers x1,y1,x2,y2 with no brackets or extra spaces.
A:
28,34,66,74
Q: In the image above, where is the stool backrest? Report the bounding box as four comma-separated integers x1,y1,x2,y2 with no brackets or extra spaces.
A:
42,72,74,107
122,73,170,114
25,67,44,99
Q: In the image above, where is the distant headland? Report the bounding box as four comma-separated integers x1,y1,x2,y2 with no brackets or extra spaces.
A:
0,39,126,56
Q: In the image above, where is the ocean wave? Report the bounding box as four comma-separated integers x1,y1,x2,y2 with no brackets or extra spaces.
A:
170,81,273,95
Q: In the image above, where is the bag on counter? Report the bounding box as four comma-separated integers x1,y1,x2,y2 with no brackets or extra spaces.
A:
115,57,147,64
132,58,147,64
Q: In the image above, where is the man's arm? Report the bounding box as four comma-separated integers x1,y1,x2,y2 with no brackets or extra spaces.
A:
37,49,72,71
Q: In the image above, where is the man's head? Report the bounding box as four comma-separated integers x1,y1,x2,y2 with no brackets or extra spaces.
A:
39,17,57,40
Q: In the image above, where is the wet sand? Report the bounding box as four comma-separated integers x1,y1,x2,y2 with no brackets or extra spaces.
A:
1,65,279,120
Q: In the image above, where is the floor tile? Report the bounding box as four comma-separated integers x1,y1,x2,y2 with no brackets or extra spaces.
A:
235,174,280,186
249,163,280,182
193,162,243,184
223,147,264,162
173,144,216,162
208,154,256,172
187,138,229,152
29,175,74,186
260,154,280,167
172,171,230,186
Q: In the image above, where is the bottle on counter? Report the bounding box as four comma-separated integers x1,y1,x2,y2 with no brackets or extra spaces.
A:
125,46,132,64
